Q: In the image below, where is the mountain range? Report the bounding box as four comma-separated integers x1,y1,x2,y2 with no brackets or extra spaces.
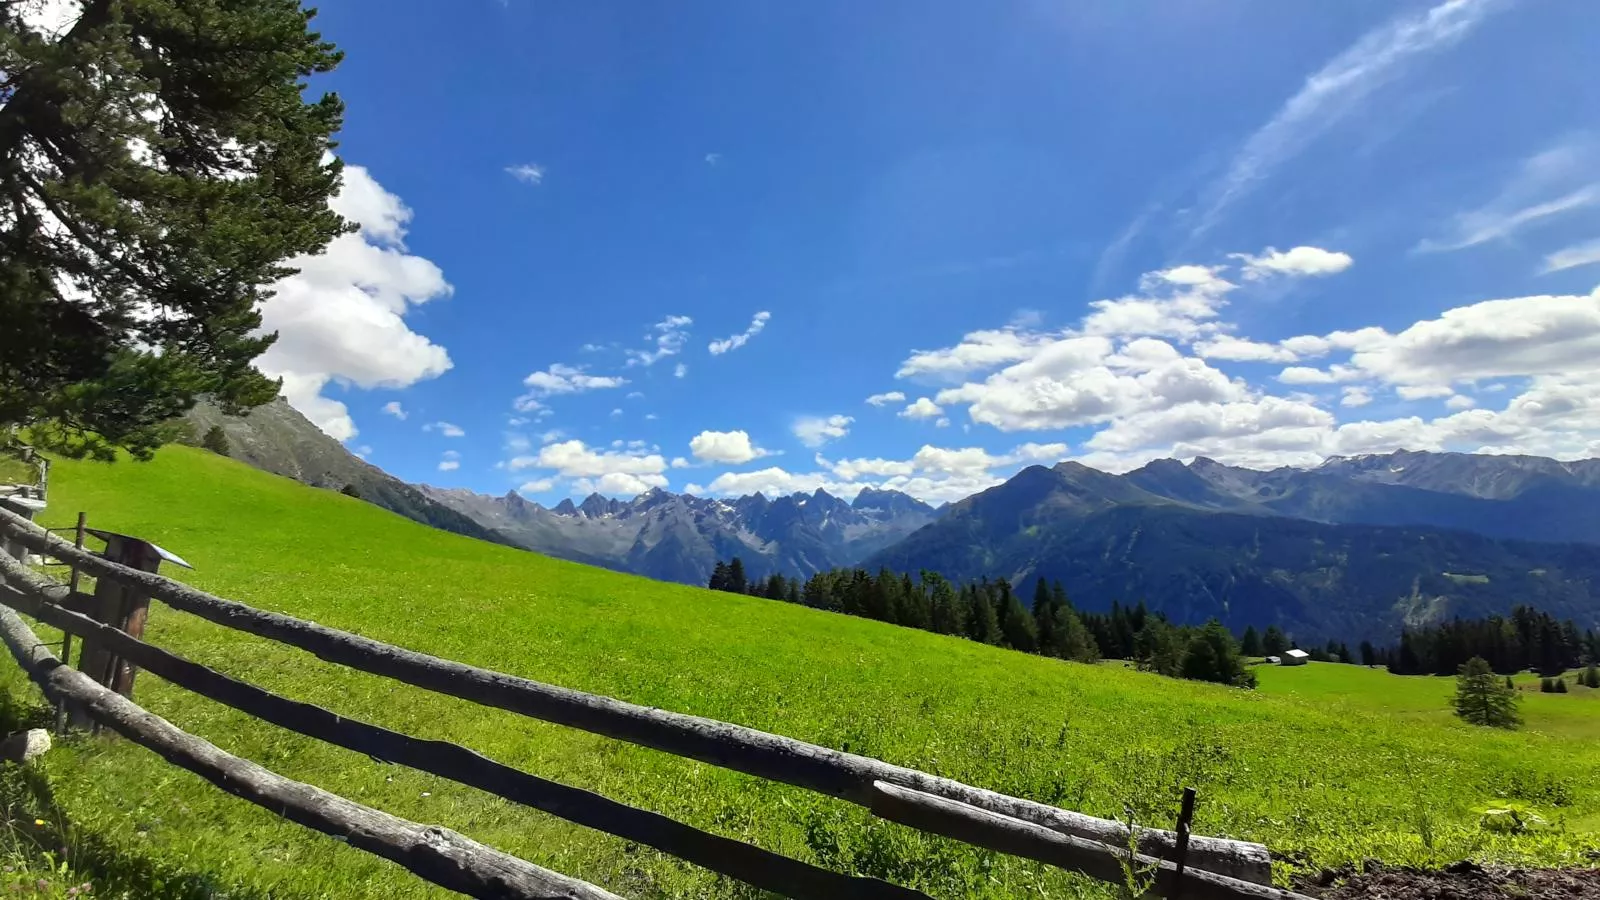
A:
867,452,1600,642
184,398,1600,642
181,395,936,587
417,483,937,587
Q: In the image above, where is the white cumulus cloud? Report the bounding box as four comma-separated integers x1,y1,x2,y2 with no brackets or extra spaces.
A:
688,430,772,465
381,401,408,420
506,439,670,497
1192,336,1299,363
515,364,628,411
1230,246,1354,280
1340,387,1374,407
792,414,853,448
896,329,1054,380
865,391,907,407
899,397,944,420
1342,288,1600,387
256,163,454,442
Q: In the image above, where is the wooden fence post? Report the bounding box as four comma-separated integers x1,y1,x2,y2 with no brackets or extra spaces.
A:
54,512,87,734
71,531,188,727
0,496,46,565
1173,787,1197,900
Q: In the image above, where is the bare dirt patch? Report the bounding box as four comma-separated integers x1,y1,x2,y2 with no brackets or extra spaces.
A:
1300,860,1600,900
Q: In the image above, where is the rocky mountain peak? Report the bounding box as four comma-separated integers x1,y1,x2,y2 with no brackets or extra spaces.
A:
500,489,539,519
851,487,933,518
579,493,618,518
1135,458,1188,475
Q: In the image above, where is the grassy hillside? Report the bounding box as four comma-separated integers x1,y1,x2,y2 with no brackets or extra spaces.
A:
2,447,1597,898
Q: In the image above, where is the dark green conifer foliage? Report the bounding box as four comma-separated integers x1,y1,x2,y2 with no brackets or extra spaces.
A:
1,0,348,458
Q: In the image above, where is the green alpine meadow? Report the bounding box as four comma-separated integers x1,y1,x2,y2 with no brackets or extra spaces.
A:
2,446,1597,898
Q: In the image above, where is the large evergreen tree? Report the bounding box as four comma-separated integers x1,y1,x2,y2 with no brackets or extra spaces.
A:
726,557,748,595
1240,625,1262,657
1181,620,1250,686
927,573,961,635
999,592,1038,653
896,573,931,630
1051,605,1100,664
1,0,348,459
1453,656,1521,729
1032,577,1056,651
764,574,786,601
1134,619,1184,677
1261,625,1289,656
965,586,1001,645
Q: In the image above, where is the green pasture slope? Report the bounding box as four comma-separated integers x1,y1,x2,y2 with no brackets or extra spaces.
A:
2,446,1597,898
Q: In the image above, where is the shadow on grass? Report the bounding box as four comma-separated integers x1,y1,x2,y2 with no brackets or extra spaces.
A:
1,692,274,900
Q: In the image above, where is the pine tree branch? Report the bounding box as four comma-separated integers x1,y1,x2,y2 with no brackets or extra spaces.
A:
0,0,116,159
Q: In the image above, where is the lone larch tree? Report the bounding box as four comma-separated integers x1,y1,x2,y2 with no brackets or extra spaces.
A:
1,0,347,458
1453,656,1521,729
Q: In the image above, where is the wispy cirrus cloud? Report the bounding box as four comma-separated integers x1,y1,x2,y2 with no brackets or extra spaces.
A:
708,311,771,355
627,315,693,367
1192,0,1504,238
1543,237,1600,274
506,163,545,185
1416,140,1600,254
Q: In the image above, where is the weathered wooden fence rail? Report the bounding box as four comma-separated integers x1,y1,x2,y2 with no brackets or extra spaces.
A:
0,595,620,900
0,504,1307,900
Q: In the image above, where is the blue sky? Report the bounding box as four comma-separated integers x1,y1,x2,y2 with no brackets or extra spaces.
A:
251,0,1600,503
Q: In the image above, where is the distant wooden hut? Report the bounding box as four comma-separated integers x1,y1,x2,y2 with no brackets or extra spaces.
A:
1281,648,1310,666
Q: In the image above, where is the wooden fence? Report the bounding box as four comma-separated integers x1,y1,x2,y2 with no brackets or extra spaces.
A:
0,503,1308,900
